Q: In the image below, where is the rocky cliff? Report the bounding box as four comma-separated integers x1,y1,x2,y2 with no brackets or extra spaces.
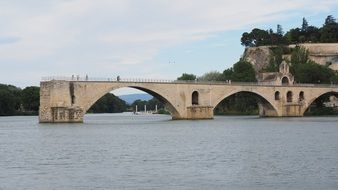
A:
243,43,338,72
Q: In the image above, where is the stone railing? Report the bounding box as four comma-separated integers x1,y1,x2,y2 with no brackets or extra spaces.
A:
41,76,337,88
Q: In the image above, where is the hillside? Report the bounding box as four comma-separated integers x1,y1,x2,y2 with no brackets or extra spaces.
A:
243,43,338,72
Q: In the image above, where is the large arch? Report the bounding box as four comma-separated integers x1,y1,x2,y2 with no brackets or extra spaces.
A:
301,90,338,115
81,85,180,118
213,90,279,116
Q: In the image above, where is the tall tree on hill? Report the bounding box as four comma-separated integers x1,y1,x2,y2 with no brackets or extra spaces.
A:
302,17,309,32
277,24,284,36
321,15,338,43
324,15,336,25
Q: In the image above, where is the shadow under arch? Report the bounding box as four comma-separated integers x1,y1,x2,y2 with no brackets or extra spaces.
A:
302,90,338,115
214,91,278,116
85,85,180,118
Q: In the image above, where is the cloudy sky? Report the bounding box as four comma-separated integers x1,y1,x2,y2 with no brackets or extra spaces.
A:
1,0,337,94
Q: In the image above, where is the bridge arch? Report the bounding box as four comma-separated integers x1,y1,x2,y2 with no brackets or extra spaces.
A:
81,84,181,119
301,90,338,115
213,90,279,116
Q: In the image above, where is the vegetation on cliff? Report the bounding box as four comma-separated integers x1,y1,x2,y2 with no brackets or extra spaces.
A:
241,15,338,47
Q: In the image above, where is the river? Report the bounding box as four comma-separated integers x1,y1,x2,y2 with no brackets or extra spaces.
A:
0,113,338,189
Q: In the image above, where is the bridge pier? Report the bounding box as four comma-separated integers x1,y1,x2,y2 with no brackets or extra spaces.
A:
186,106,214,119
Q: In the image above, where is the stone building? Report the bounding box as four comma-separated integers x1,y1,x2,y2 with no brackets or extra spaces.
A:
256,61,294,85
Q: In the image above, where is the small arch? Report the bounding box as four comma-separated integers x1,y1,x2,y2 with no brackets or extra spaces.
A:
275,91,280,100
299,91,305,101
287,91,293,102
192,91,199,105
282,77,289,85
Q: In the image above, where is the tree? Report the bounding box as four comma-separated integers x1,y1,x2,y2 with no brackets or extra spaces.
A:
88,93,127,113
324,15,336,25
292,61,335,84
21,86,40,112
130,99,148,111
241,32,253,47
231,60,257,82
198,71,224,81
177,73,196,81
277,24,284,36
222,68,234,80
0,84,22,116
321,15,338,43
290,46,309,65
265,46,284,72
302,17,309,32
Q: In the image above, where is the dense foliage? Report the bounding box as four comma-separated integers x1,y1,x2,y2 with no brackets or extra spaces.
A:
222,60,257,82
130,98,164,112
88,93,127,113
241,15,338,47
177,73,196,80
198,71,223,81
0,84,39,116
289,46,338,84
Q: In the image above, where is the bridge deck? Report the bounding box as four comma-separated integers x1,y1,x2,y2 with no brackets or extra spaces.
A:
42,76,337,88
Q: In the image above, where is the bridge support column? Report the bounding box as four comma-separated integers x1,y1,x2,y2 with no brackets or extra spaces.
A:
186,106,214,119
40,107,84,123
282,103,303,116
39,80,85,123
258,102,279,117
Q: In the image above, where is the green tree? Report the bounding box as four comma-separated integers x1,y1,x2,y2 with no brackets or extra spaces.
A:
290,46,309,65
177,73,196,80
265,46,284,72
324,15,336,25
320,15,338,42
88,93,127,113
293,61,335,84
277,24,284,36
130,99,148,111
302,17,309,32
241,32,254,47
231,60,257,82
21,86,40,112
0,84,22,116
198,71,224,81
222,68,234,80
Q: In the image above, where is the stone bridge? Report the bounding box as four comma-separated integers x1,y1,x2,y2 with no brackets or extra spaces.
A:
39,77,338,123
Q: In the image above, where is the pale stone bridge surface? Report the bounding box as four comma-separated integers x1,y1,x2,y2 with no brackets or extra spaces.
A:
39,77,338,123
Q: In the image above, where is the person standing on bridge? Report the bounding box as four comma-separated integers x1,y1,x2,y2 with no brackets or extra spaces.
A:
117,76,120,81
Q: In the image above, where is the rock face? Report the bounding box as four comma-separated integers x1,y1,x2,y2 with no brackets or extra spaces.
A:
243,46,272,72
243,43,338,71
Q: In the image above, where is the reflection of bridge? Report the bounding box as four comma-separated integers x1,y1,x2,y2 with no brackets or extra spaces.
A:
39,76,338,123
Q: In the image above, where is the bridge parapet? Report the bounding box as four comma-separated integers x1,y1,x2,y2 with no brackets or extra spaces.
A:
42,76,337,87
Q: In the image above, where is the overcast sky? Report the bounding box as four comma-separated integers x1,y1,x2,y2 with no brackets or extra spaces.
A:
1,0,337,94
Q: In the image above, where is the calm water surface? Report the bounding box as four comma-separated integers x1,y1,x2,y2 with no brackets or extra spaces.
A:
0,113,338,190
